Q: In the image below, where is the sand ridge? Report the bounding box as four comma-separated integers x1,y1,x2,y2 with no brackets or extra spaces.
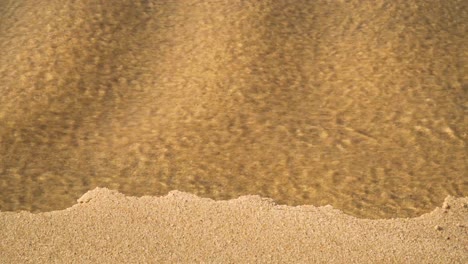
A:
0,188,467,263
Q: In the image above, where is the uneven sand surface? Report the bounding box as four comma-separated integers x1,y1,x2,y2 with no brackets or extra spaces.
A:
0,0,466,218
0,0,467,261
0,188,467,263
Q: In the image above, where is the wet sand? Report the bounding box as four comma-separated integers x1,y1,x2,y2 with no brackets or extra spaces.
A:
0,188,467,263
0,0,467,261
1,0,466,219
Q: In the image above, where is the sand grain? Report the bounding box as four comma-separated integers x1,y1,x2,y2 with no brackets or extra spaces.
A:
0,188,467,263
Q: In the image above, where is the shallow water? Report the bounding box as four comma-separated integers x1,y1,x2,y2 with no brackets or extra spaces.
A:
0,0,466,218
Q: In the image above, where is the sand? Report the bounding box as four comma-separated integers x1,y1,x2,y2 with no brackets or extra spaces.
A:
1,0,466,219
0,188,467,263
0,0,467,262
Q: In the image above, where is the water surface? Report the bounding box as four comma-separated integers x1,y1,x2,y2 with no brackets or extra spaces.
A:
0,0,466,218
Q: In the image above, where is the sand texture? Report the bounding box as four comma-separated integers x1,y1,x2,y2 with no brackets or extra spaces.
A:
0,0,466,218
0,0,467,262
0,188,467,263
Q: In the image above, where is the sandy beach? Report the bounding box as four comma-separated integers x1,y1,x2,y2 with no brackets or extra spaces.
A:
0,0,467,262
0,188,467,263
1,0,466,218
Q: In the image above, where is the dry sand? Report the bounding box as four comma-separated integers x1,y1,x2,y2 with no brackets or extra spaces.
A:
0,0,467,262
0,188,467,263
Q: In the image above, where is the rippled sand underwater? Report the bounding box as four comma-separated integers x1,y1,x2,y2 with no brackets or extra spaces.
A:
0,0,466,218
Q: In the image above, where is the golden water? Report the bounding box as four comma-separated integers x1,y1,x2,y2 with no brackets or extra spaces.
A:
0,0,466,218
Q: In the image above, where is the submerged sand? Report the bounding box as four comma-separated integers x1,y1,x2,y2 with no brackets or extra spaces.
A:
0,0,467,261
0,188,467,263
0,0,466,219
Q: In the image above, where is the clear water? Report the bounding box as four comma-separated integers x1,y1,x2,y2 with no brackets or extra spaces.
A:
0,0,466,218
